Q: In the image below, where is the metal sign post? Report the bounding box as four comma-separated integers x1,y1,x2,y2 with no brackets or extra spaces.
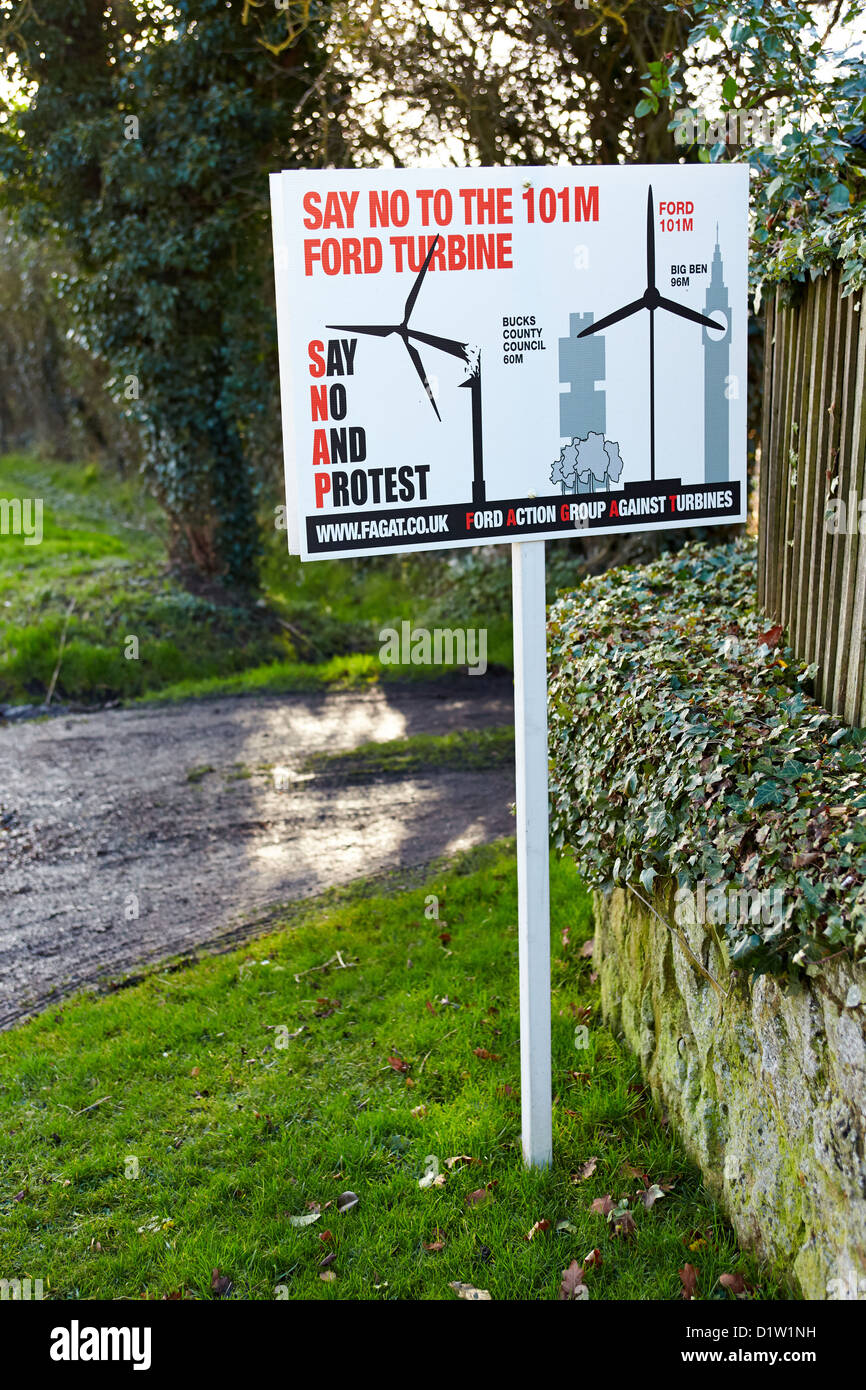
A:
512,539,552,1169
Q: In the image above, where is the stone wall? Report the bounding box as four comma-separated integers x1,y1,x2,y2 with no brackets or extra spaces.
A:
593,881,866,1299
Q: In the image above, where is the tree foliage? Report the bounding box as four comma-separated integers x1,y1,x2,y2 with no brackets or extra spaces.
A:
633,1,866,296
324,0,694,166
0,0,341,584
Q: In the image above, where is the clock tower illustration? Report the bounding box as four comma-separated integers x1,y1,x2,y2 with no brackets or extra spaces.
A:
703,227,732,484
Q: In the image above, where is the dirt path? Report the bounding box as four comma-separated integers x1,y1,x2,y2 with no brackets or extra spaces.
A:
0,678,514,1028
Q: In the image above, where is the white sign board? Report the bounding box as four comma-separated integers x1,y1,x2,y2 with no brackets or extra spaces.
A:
270,164,748,562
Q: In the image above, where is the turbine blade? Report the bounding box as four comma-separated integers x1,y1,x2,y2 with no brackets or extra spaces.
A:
577,298,645,337
406,328,469,360
325,323,396,337
656,297,724,332
403,236,439,325
647,186,655,292
405,341,441,420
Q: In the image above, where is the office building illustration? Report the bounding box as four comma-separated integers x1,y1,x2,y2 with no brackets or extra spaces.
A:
559,312,606,441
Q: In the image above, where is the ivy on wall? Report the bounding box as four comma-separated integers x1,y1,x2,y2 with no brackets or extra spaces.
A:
548,539,866,977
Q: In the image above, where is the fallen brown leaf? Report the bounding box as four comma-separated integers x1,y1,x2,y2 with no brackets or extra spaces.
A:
679,1263,699,1300
559,1259,588,1300
465,1188,488,1207
611,1209,637,1238
636,1184,666,1210
210,1268,232,1298
572,1156,598,1183
720,1271,751,1299
387,1055,409,1073
590,1195,614,1216
758,623,783,650
472,1048,500,1061
622,1162,648,1182
526,1219,551,1241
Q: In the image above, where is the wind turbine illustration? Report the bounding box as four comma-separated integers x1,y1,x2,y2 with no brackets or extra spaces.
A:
578,186,725,483
327,234,486,506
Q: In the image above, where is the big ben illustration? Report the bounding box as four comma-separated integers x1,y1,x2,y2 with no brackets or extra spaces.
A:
703,228,732,484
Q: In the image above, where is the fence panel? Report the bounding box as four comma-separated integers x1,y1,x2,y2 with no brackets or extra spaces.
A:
759,270,866,725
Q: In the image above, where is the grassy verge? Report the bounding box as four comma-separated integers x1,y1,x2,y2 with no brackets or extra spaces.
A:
0,452,514,707
0,842,786,1301
303,726,515,780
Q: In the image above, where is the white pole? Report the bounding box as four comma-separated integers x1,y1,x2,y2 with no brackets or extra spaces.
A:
511,539,552,1169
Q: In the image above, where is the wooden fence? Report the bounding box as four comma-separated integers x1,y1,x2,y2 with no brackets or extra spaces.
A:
758,267,866,726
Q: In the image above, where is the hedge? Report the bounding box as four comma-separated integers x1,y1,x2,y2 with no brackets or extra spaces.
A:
548,539,866,977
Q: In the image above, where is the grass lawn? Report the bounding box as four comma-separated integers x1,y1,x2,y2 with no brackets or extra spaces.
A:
303,726,515,779
0,842,788,1301
0,452,514,707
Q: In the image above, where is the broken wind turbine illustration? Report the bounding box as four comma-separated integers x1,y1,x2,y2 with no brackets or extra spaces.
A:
327,235,486,505
578,186,726,483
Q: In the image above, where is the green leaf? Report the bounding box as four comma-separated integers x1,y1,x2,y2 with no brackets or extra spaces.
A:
752,781,786,809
